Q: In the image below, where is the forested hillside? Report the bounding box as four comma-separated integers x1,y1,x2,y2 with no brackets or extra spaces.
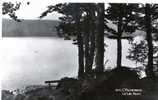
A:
2,19,59,37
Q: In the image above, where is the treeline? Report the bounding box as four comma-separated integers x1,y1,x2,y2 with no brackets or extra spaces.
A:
40,3,158,80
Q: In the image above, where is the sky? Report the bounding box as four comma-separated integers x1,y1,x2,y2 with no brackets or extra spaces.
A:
2,0,158,20
2,0,64,20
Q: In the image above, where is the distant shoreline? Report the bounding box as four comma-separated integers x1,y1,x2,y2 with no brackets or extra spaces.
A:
2,19,59,37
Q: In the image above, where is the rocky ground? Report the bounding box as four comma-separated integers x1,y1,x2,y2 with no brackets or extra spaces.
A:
2,67,158,100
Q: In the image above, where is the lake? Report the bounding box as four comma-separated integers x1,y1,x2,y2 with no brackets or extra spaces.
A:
1,37,139,90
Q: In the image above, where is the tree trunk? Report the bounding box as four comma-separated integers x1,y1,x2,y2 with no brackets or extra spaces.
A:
95,3,105,73
85,24,90,73
89,23,95,71
78,33,84,78
145,4,155,79
117,38,122,68
75,6,84,79
117,12,123,68
85,11,96,74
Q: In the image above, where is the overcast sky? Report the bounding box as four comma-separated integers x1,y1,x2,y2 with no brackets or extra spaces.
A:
1,0,108,20
2,0,63,20
1,0,110,20
2,0,158,20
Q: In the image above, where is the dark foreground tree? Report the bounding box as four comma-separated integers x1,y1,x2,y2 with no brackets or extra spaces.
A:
105,4,137,68
145,4,155,79
80,4,97,74
74,4,85,78
2,2,21,22
95,3,105,74
127,4,158,79
40,3,102,78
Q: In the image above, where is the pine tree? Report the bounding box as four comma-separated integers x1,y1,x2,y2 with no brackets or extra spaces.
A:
127,4,158,79
40,3,102,78
105,3,137,68
2,2,21,22
95,3,105,74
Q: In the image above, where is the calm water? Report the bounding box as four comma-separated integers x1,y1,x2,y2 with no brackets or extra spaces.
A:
1,37,137,90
